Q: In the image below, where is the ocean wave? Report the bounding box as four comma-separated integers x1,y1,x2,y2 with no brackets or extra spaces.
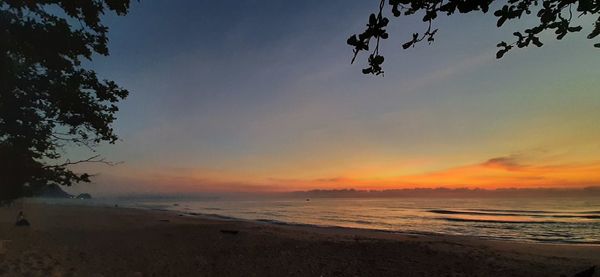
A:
185,212,237,220
332,218,378,225
529,237,600,244
466,208,600,214
465,208,556,214
428,209,600,219
256,218,289,225
435,217,563,224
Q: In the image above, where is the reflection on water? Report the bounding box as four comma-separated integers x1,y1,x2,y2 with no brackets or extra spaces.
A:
127,197,600,244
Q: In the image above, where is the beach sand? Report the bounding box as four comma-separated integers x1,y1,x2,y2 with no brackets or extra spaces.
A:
0,201,598,276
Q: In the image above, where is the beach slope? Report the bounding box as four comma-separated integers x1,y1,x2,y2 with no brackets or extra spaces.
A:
0,202,598,276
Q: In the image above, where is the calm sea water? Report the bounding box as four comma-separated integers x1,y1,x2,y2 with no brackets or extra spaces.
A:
122,197,600,244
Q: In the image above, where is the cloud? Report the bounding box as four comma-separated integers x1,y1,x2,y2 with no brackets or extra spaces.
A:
482,155,526,171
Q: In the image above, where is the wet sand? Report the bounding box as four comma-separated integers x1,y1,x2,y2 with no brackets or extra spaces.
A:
0,201,598,276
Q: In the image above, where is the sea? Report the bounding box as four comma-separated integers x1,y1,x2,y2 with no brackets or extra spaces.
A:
108,196,600,245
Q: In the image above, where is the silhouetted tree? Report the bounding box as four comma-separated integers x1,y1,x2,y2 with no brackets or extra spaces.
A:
349,0,600,75
0,0,131,201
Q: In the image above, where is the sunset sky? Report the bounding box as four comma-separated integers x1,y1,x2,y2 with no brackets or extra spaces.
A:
70,1,600,195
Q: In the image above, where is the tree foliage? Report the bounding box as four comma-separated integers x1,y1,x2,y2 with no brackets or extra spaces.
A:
348,0,600,75
0,0,131,200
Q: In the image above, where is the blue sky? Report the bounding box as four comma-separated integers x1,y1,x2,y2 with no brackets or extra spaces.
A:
68,1,600,195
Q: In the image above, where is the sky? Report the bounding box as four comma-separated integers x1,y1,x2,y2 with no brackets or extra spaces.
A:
68,1,600,195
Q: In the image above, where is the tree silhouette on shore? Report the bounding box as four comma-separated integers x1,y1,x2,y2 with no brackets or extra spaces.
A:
0,0,132,201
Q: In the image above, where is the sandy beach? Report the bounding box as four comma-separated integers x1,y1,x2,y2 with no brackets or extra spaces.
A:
0,201,598,277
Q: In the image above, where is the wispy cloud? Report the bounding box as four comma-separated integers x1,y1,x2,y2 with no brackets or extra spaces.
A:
482,155,526,171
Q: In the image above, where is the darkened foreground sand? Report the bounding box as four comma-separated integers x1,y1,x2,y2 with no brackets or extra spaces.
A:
0,201,598,277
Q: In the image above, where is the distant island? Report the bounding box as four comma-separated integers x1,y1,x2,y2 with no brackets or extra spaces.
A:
37,184,92,200
286,187,600,198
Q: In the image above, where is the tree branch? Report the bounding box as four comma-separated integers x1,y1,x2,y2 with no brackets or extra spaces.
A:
43,155,122,169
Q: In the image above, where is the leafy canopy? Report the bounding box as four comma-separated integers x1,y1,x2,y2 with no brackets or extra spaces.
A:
0,0,131,200
348,0,600,75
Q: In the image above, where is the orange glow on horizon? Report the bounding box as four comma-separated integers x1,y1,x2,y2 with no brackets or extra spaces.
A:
327,159,600,191
96,157,600,194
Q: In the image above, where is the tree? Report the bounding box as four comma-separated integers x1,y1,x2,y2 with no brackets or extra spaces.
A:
348,0,600,75
0,0,131,201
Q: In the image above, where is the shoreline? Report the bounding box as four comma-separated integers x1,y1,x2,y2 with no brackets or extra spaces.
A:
162,207,600,247
28,198,600,247
1,200,599,276
84,197,600,246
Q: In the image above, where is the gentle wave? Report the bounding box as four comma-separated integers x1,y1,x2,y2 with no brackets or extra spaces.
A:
429,209,600,219
185,212,237,220
332,218,379,225
466,208,600,214
436,217,564,224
